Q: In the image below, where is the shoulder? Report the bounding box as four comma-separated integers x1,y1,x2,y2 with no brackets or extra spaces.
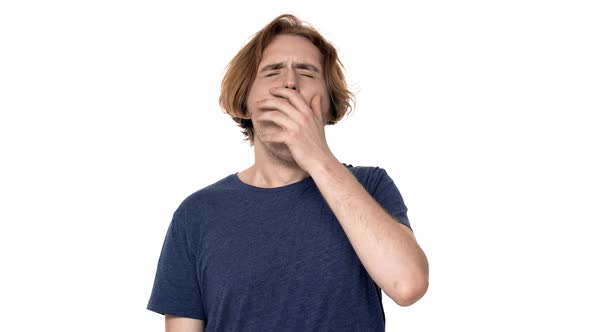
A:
171,174,236,229
177,173,236,208
341,163,390,195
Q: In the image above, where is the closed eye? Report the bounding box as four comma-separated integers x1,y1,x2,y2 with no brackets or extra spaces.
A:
265,72,314,78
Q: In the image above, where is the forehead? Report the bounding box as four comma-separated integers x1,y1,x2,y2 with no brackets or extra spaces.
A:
259,34,323,67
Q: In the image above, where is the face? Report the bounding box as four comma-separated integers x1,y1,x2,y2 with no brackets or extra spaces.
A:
245,34,330,164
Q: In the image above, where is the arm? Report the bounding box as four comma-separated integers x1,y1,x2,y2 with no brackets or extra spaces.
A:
165,314,205,332
309,157,429,306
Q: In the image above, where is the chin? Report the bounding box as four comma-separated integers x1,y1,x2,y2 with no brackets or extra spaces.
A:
267,142,297,165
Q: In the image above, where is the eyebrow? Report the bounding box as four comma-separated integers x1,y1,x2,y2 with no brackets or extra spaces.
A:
259,62,321,74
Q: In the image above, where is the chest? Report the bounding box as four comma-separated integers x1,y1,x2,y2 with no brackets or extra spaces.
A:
195,195,363,301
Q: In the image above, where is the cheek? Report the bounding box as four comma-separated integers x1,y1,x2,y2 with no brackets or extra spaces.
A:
246,86,264,112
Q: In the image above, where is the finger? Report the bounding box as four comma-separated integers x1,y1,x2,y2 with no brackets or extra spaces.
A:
256,97,298,116
258,124,287,144
311,94,323,124
254,109,295,131
269,87,309,115
263,132,287,144
256,97,304,126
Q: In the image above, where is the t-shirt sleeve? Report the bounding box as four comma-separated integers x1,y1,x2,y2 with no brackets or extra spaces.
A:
371,167,413,232
146,205,206,320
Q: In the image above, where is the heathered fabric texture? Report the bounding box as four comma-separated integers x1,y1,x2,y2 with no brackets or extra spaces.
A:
147,163,412,331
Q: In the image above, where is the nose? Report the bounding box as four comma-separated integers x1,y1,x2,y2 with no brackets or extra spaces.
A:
283,70,298,90
284,81,297,90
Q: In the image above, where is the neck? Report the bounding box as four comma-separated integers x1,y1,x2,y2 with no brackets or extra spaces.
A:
240,138,310,188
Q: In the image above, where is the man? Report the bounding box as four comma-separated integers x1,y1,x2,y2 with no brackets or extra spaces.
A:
147,13,429,331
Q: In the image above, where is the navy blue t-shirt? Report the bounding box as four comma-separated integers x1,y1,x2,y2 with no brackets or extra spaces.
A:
147,163,412,331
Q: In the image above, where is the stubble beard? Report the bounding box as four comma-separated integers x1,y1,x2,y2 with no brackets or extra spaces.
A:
268,142,296,165
255,133,297,167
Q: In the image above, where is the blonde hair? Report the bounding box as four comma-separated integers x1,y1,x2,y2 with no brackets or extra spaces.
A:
219,13,355,146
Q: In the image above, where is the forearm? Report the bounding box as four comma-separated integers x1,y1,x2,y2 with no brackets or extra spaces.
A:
309,156,429,306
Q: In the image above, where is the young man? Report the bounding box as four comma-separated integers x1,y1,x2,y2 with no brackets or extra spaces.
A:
147,13,429,331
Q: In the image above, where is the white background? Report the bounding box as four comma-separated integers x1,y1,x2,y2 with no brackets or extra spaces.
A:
1,1,589,331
